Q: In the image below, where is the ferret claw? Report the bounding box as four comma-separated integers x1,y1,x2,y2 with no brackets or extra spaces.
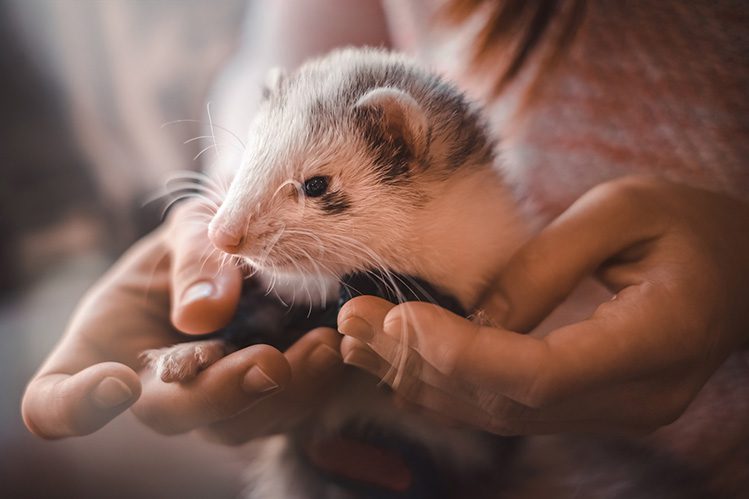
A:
140,339,227,383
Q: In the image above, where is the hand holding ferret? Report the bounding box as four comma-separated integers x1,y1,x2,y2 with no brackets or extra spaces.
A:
338,176,749,435
22,201,343,440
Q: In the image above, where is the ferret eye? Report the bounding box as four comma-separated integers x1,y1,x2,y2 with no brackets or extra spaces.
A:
303,176,329,197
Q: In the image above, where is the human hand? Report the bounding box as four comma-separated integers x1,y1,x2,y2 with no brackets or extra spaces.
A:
337,176,749,435
22,201,343,440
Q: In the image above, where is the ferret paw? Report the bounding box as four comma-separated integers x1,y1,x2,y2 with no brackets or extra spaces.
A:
140,339,227,383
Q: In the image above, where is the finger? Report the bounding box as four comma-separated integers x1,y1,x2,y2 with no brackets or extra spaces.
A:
339,298,549,421
196,328,343,445
22,362,141,439
391,282,699,410
341,298,548,405
132,344,291,435
341,299,696,435
341,337,567,435
167,202,243,334
340,327,481,405
340,336,499,422
480,177,667,332
342,330,686,435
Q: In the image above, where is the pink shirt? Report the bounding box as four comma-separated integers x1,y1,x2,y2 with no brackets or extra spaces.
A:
384,0,749,220
384,2,749,491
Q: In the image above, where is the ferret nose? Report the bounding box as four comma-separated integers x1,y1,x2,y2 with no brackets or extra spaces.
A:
209,226,244,254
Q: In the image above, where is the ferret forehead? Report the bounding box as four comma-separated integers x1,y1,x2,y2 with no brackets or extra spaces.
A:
286,49,419,112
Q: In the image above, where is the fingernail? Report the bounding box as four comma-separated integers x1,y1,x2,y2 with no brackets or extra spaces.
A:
338,316,373,342
242,366,280,394
306,343,342,376
343,347,381,373
91,377,134,409
181,281,215,307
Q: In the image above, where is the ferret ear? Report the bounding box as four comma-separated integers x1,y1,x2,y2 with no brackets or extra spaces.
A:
354,87,429,161
261,67,286,99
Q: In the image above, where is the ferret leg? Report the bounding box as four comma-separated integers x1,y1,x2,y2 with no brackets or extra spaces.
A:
140,339,228,383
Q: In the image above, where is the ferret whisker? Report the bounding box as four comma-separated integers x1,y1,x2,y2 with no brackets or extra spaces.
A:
183,135,243,155
164,178,224,199
143,183,217,211
159,185,221,207
260,225,286,262
285,251,310,310
193,143,222,162
246,264,260,279
265,262,278,297
272,288,289,308
142,244,171,307
161,119,247,150
283,229,325,251
296,247,329,310
161,188,222,210
166,170,225,194
309,236,412,385
159,195,217,221
216,252,228,276
272,179,303,204
201,246,220,275
161,192,220,214
207,101,222,162
180,215,215,227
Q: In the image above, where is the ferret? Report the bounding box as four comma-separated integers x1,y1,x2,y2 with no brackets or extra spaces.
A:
144,47,527,498
144,48,710,499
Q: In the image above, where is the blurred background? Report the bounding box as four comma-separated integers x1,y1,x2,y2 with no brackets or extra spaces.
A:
0,1,258,497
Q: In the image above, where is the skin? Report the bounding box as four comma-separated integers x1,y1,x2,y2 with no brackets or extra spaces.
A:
22,0,391,443
338,176,749,435
22,202,343,441
21,1,749,452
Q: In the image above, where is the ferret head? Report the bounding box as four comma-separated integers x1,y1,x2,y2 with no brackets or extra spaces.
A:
208,49,494,283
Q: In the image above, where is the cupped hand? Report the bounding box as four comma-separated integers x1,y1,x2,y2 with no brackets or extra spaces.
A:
338,176,749,435
22,201,343,440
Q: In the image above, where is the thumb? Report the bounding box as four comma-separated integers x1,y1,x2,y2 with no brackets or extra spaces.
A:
23,362,141,439
167,203,243,334
478,178,663,332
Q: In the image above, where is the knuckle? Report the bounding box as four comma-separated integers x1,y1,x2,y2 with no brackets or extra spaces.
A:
475,389,502,415
634,387,693,433
484,393,531,421
198,391,236,421
485,414,524,436
393,376,423,403
660,388,693,426
592,175,667,217
389,358,424,401
514,345,557,409
384,303,415,331
519,372,555,409
596,175,657,203
304,327,341,347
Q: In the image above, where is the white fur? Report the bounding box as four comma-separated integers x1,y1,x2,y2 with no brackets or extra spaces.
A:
164,48,533,498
